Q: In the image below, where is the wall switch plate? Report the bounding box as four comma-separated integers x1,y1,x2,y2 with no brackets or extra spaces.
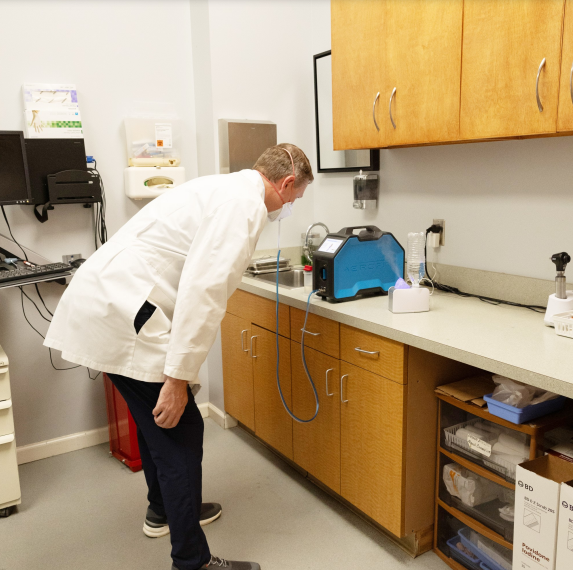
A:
432,219,445,246
63,253,82,264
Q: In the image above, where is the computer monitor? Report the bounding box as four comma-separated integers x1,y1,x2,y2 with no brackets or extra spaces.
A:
0,131,32,205
24,138,87,205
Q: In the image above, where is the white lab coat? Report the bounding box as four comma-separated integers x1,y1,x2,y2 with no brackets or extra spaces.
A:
44,170,268,383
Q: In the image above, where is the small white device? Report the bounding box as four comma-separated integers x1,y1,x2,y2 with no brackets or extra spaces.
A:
389,286,430,313
544,252,573,326
389,231,430,314
124,166,186,200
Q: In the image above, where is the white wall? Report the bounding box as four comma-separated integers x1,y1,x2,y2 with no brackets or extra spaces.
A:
202,0,573,414
0,0,203,446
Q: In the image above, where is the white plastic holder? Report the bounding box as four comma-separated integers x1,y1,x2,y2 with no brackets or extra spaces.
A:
388,285,430,313
544,292,573,327
124,166,186,200
552,310,573,338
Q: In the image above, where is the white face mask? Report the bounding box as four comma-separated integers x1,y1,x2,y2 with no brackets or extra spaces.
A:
267,202,293,222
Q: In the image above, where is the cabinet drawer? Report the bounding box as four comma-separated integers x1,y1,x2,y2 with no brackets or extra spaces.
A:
0,365,10,402
227,290,290,338
0,435,21,506
340,324,406,383
0,401,14,437
290,308,339,359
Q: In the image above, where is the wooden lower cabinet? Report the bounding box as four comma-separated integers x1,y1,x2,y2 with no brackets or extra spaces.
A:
221,312,255,431
292,342,341,494
340,361,406,537
252,325,293,460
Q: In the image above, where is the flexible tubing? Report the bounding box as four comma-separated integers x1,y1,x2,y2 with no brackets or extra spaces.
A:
275,232,319,423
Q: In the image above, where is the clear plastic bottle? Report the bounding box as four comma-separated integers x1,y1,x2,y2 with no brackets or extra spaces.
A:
407,232,426,287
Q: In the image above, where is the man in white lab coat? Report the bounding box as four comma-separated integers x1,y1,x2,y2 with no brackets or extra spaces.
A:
44,144,314,570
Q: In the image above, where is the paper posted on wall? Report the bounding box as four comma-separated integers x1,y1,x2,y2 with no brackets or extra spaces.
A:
22,83,83,139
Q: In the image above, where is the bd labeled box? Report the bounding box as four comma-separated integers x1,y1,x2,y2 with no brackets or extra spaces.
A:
513,455,573,570
556,480,573,570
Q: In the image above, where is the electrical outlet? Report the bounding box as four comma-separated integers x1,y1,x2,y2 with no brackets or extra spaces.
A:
432,219,445,246
63,253,82,264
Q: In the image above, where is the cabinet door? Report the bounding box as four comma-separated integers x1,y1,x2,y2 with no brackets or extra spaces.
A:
331,0,386,150
221,313,255,431
384,0,463,146
558,0,573,131
292,342,341,494
252,325,293,459
340,361,406,537
461,0,565,140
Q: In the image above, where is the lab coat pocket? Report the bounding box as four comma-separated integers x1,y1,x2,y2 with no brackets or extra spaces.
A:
137,307,171,344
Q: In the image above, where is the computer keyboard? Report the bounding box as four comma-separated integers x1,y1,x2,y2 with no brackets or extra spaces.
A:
0,262,72,285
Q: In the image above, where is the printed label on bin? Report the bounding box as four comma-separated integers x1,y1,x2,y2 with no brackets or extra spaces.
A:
467,434,492,457
155,123,173,149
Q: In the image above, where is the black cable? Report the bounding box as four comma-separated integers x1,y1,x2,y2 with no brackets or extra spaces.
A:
89,160,108,248
34,283,53,317
1,206,29,261
19,285,100,378
423,224,547,314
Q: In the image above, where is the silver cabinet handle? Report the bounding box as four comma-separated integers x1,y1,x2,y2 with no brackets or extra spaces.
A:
341,374,349,403
355,347,380,355
569,62,573,105
301,328,320,337
389,87,397,129
536,58,546,112
250,335,258,359
372,92,380,132
240,329,249,352
326,368,334,397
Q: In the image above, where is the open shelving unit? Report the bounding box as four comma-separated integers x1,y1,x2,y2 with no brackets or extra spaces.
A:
433,392,573,570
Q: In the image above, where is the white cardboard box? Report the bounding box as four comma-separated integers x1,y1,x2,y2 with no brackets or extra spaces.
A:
514,456,573,570
556,480,573,570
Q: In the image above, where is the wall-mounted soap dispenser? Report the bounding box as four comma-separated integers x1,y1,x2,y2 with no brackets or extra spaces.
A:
353,171,378,209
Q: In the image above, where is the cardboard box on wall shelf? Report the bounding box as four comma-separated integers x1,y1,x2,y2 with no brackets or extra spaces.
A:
513,455,573,570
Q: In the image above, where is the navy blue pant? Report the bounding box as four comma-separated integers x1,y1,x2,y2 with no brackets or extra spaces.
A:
107,373,211,570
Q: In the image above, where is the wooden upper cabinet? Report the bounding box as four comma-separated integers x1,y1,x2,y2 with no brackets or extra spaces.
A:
558,0,573,131
460,0,565,140
384,0,463,146
331,0,386,150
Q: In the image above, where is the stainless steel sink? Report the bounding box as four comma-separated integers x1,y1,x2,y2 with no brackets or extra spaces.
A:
248,269,305,289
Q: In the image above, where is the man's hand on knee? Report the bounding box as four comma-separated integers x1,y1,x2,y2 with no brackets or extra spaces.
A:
153,376,189,428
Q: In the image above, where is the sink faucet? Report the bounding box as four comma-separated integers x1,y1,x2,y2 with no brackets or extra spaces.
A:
303,222,329,264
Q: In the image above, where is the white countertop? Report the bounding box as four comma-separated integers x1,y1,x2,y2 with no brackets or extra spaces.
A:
239,275,573,398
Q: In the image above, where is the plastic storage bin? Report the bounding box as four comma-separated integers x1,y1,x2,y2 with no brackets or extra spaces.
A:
443,417,529,482
446,536,482,570
483,393,567,424
125,117,181,167
458,528,512,570
441,462,515,542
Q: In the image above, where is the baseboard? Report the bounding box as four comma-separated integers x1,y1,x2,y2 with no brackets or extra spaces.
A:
17,402,235,465
17,426,109,465
206,403,238,429
198,402,209,419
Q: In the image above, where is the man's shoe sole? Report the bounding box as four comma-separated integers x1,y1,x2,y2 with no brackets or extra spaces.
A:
143,508,222,537
143,521,170,538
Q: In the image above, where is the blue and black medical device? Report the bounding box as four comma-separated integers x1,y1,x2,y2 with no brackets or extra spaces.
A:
312,226,404,303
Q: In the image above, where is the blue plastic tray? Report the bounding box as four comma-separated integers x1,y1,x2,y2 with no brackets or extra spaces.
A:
458,528,512,570
484,393,567,424
446,536,481,570
480,562,505,570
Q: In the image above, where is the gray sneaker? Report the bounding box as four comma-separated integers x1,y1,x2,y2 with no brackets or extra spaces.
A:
143,503,222,538
172,557,260,569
